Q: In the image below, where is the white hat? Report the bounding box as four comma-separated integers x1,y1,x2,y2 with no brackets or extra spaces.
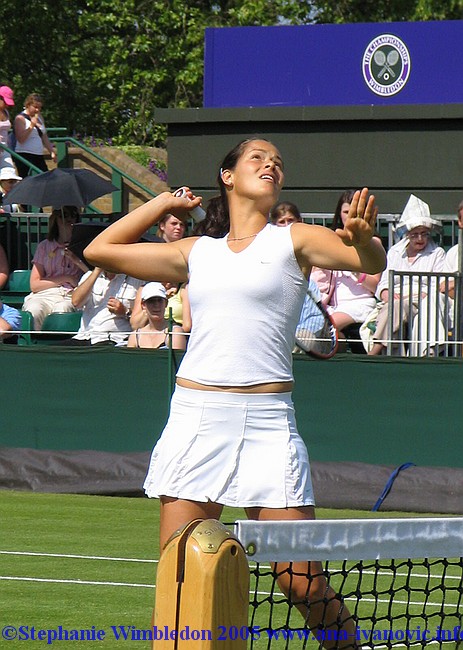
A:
394,194,441,239
0,167,21,181
141,282,167,301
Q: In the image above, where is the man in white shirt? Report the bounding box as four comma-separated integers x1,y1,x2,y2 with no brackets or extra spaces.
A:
65,267,143,345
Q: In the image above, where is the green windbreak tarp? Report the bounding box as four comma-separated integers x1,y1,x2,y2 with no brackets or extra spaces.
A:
1,346,462,469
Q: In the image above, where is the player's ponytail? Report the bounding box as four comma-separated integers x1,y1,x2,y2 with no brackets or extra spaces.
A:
192,196,229,238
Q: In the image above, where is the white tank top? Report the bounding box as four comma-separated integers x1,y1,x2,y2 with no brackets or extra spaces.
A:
15,114,46,156
177,223,307,386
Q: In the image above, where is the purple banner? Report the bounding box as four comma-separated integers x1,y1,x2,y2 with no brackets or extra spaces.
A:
204,20,463,107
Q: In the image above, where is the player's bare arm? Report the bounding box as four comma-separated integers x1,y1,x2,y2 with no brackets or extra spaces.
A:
292,188,386,277
84,191,201,282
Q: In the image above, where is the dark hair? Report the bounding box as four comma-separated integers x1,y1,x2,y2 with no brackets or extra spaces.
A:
270,201,301,224
200,137,274,238
156,213,187,240
332,189,357,230
192,198,229,238
47,206,80,241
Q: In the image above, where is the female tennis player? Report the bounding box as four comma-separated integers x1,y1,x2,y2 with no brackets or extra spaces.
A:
85,138,385,647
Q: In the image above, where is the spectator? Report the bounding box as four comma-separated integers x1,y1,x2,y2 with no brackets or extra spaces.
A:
62,267,143,346
130,214,188,329
13,93,57,178
311,190,381,343
0,298,21,341
270,200,302,226
127,282,185,350
368,194,446,356
0,242,9,289
440,198,463,298
22,206,88,330
0,85,15,170
130,280,187,330
0,167,22,212
156,213,187,242
438,200,463,348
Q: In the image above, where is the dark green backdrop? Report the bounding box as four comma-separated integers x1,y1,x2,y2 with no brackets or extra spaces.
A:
155,104,463,215
1,346,460,468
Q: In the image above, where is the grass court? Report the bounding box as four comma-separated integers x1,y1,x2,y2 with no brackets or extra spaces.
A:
0,491,461,649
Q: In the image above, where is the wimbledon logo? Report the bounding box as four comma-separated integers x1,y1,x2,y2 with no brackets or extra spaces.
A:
362,34,411,96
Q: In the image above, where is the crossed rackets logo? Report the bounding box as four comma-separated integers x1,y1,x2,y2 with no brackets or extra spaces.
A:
362,34,411,97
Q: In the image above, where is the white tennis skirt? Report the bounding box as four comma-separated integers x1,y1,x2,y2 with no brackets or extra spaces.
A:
143,385,314,508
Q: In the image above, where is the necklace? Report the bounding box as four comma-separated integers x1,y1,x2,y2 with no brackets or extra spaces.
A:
227,232,259,242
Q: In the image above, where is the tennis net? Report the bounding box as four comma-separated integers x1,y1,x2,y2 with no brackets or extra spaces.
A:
234,518,463,649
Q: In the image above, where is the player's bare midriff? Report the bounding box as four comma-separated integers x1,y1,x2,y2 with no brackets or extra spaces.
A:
176,378,294,393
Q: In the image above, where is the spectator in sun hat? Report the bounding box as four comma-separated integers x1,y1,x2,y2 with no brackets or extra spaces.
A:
0,85,15,170
0,167,22,212
368,194,446,356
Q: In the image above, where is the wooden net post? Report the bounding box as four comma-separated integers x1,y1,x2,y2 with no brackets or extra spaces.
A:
153,519,249,649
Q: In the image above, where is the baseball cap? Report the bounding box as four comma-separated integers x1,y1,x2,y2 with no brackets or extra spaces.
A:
141,282,167,301
0,86,15,106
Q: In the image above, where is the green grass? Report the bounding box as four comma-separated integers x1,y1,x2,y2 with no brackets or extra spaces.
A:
0,491,461,649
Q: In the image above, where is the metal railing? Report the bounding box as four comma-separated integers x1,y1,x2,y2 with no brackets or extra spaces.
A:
0,136,158,216
0,211,111,270
384,269,461,357
301,213,459,250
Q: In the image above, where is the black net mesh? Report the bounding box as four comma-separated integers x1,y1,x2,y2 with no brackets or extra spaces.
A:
247,557,463,649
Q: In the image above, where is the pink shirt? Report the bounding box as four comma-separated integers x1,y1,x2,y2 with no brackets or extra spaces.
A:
32,239,83,290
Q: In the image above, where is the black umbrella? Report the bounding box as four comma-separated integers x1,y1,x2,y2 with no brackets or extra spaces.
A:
68,221,164,266
5,168,118,209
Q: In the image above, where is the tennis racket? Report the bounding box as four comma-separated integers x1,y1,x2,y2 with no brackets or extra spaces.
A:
295,289,338,359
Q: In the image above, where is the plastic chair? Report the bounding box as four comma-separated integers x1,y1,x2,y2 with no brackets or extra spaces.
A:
0,269,31,308
17,310,34,346
8,269,32,292
41,312,82,337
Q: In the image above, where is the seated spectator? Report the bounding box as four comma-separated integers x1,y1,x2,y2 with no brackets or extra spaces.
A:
61,267,143,346
270,201,302,226
127,282,185,350
129,212,188,329
368,194,446,356
0,167,22,213
22,206,88,330
0,298,21,340
0,242,9,289
439,198,463,299
156,213,187,242
311,190,381,343
270,201,339,354
130,281,187,330
438,200,463,349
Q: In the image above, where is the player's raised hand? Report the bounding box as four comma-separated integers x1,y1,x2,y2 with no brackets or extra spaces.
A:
336,188,378,247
